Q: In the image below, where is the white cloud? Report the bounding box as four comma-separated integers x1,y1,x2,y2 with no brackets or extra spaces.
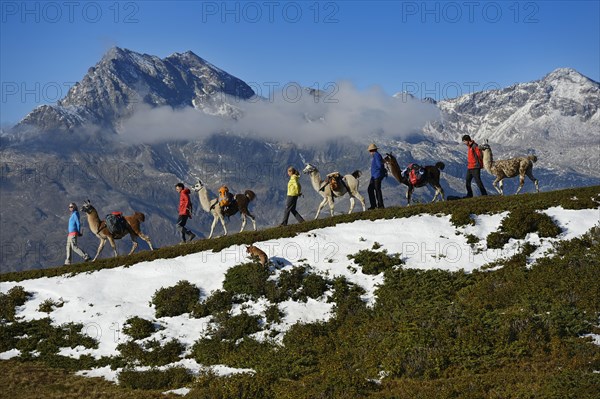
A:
118,81,440,144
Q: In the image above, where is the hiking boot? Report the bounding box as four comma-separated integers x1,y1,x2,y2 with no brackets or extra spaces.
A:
187,232,196,242
367,206,376,210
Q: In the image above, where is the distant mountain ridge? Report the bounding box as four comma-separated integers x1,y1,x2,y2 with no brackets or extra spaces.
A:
423,68,600,145
16,47,255,133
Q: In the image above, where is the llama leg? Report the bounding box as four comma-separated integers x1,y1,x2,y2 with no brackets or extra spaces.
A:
138,233,154,250
108,237,118,258
239,214,247,233
209,216,218,239
356,193,366,211
93,238,106,261
439,186,445,201
493,178,503,195
128,237,139,255
430,184,439,202
249,214,257,230
515,176,525,194
219,216,228,236
526,170,539,193
328,197,335,216
315,198,327,219
348,197,355,214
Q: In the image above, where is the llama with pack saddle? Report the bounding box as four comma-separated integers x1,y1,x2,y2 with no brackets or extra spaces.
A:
192,179,257,239
302,163,366,218
383,152,445,205
80,200,154,261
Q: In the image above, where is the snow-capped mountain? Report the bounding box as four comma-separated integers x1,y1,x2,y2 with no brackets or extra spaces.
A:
15,47,255,133
424,68,600,145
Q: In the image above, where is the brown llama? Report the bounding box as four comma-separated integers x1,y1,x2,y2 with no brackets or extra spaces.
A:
80,200,154,261
480,141,539,195
383,153,445,205
192,179,257,239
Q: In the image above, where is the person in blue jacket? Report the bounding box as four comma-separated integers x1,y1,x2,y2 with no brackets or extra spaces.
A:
65,202,90,265
367,143,386,209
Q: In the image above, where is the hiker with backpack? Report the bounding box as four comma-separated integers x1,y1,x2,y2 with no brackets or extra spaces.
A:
367,143,386,209
175,182,196,243
64,202,91,265
462,135,488,197
280,167,305,226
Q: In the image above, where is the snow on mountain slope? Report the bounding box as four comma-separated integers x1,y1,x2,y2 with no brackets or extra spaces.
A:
1,207,598,386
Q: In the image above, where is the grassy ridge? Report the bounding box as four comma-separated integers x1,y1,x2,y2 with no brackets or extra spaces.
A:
1,185,599,398
2,185,599,283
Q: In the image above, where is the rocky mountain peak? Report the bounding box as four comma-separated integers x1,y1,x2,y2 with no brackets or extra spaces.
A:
14,48,255,134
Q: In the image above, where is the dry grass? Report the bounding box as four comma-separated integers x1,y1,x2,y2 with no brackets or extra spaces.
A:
0,360,180,399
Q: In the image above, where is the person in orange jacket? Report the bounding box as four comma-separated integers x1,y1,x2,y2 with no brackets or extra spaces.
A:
462,135,488,197
175,182,196,243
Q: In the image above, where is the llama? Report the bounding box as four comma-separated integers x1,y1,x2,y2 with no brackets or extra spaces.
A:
80,200,154,261
302,163,366,219
192,179,256,239
480,141,539,195
383,153,445,205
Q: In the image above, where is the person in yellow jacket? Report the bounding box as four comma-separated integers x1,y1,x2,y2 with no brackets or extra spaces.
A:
280,167,305,226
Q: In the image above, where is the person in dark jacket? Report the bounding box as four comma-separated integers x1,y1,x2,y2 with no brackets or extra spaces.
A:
462,135,488,197
64,202,90,265
367,143,385,209
175,182,196,243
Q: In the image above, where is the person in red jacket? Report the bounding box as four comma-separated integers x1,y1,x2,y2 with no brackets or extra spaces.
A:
175,182,196,243
462,135,488,197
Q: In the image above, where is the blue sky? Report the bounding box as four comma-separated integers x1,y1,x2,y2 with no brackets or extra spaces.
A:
1,0,599,126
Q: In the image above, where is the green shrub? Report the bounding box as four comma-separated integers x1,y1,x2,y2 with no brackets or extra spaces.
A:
117,338,184,367
0,286,32,322
298,273,329,301
118,367,194,390
1,318,98,364
189,371,273,399
37,298,64,313
486,231,510,249
191,337,231,365
122,316,158,340
500,208,562,239
192,289,233,318
271,266,305,302
465,234,480,245
151,280,200,318
450,208,475,227
212,312,262,341
265,304,283,324
222,262,272,299
348,249,403,275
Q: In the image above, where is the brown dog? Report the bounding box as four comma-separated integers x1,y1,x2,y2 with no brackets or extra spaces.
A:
246,245,268,266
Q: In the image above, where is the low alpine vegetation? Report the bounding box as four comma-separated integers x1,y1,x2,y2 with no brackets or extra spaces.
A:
347,249,403,275
151,280,201,318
